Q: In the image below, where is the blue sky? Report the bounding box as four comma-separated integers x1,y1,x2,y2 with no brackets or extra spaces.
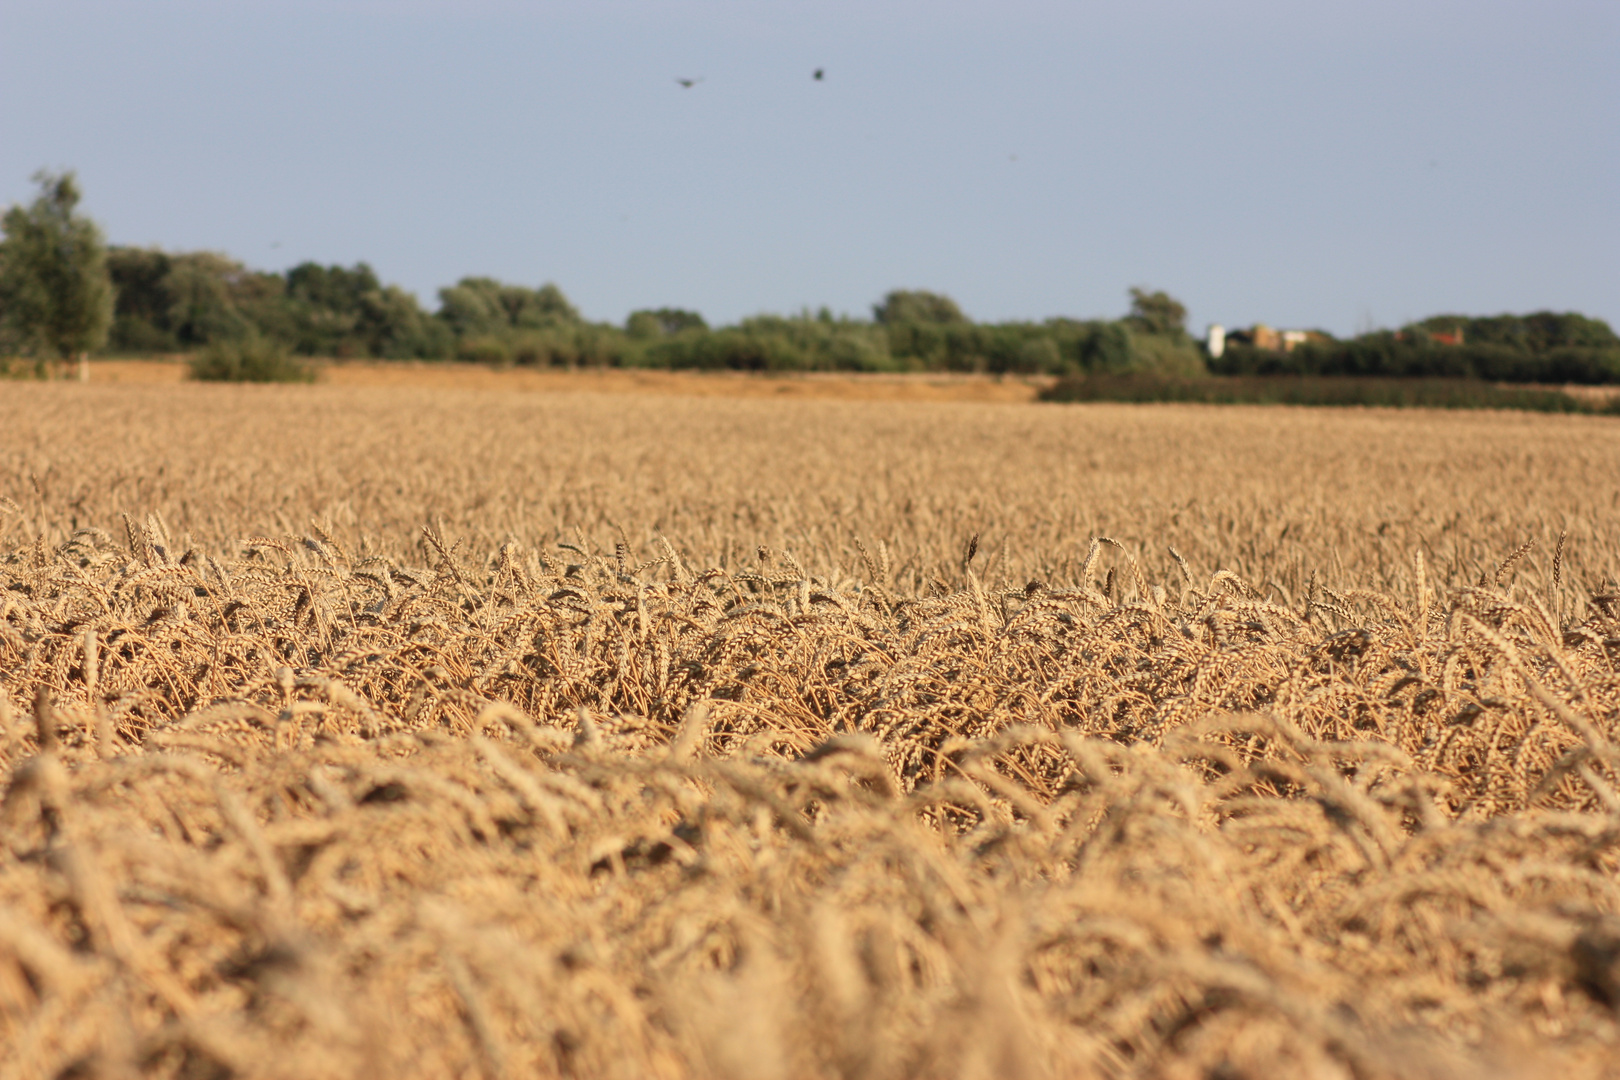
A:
2,0,1615,334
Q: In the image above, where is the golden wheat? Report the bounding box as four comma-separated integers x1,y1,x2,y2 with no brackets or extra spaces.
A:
2,382,1619,1079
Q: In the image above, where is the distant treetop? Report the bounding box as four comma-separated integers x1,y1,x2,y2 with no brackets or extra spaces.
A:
437,278,581,338
627,308,707,338
1413,311,1619,353
1124,287,1188,338
873,290,968,326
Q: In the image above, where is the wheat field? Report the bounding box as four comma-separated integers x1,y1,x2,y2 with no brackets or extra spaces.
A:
2,381,1620,1079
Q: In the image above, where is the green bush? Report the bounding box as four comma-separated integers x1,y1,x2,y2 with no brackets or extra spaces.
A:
1041,373,1606,413
188,334,315,383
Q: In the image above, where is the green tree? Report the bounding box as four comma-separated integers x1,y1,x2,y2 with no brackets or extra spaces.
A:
106,247,179,351
282,261,447,359
164,252,262,346
437,277,581,338
1124,287,1188,339
626,307,707,338
872,290,968,325
1415,311,1620,354
0,171,115,379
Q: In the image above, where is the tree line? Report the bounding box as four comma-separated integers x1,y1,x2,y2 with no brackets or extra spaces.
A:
98,245,1210,377
1213,313,1620,385
2,170,1615,383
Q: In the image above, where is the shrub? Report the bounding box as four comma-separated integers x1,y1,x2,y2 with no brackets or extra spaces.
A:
188,333,315,383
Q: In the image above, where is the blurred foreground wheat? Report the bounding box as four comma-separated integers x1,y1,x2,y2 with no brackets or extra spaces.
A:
2,384,1620,1079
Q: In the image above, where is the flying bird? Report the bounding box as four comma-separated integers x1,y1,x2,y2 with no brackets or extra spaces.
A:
675,77,703,88
813,68,824,80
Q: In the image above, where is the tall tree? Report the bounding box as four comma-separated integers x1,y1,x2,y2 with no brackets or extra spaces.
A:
0,171,115,379
626,308,707,338
1125,287,1188,339
436,277,581,338
872,289,968,325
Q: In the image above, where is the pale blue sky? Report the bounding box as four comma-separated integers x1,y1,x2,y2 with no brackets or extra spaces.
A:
2,0,1615,334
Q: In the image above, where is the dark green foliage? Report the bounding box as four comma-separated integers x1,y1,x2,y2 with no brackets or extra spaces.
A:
1211,310,1620,385
621,290,1198,377
0,300,29,363
1214,324,1620,385
80,214,1618,387
459,324,626,368
107,248,281,351
1118,288,1204,375
0,171,115,360
286,261,380,312
1042,373,1610,413
163,251,280,347
880,317,1163,375
1124,287,1188,338
285,262,450,359
638,312,893,372
873,290,968,326
626,308,707,338
882,320,1037,373
105,249,449,360
284,261,379,357
187,332,315,383
1121,329,1206,377
1415,311,1620,353
437,277,580,338
877,319,981,370
106,247,179,351
1059,319,1133,372
514,324,624,367
362,285,455,360
434,280,611,366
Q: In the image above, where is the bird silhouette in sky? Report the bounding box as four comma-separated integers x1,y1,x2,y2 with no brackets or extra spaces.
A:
675,77,703,88
813,68,824,80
